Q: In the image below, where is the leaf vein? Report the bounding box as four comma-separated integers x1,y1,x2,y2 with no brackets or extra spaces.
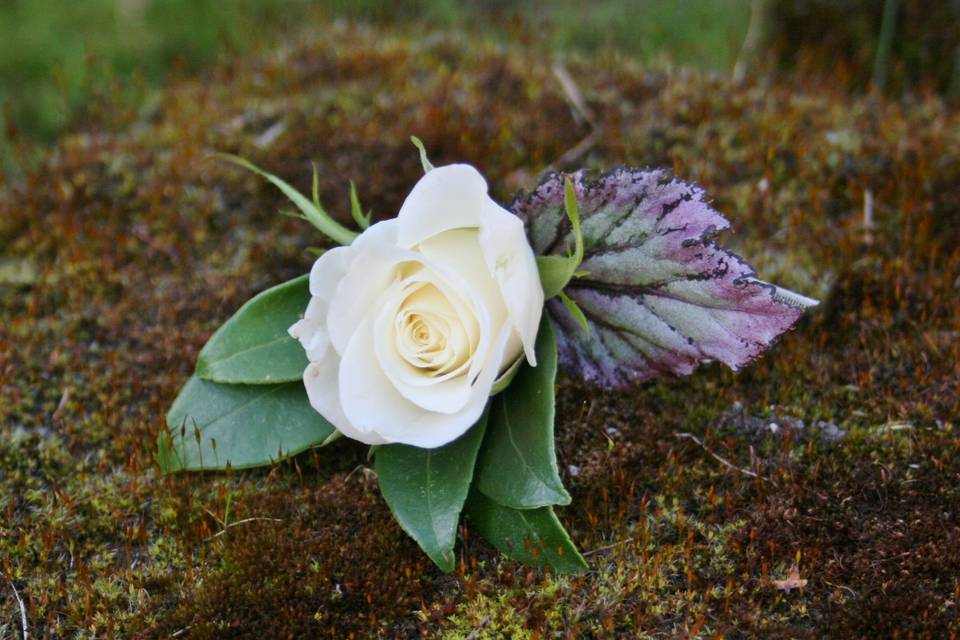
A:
191,384,289,432
207,334,294,366
501,396,561,500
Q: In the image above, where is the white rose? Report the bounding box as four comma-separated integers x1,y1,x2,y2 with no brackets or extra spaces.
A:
288,164,544,448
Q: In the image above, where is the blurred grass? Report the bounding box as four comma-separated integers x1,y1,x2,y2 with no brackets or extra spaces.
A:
324,0,753,66
0,0,751,176
0,0,317,174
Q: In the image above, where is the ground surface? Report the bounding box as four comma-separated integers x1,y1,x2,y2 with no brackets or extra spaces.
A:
1,22,959,639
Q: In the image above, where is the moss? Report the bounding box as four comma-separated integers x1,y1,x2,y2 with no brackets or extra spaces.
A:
437,579,565,640
1,18,959,639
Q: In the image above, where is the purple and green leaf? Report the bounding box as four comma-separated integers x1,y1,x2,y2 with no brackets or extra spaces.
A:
512,168,817,389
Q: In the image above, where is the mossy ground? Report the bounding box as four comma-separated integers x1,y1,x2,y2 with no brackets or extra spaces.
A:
1,22,959,639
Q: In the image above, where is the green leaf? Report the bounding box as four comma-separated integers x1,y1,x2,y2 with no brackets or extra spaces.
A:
476,316,571,509
213,152,357,246
410,135,434,173
374,412,488,572
196,275,310,384
465,491,587,574
158,376,335,472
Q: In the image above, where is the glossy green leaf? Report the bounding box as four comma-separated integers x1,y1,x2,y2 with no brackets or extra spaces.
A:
158,376,335,472
374,412,488,573
465,491,587,574
476,316,571,509
196,275,309,384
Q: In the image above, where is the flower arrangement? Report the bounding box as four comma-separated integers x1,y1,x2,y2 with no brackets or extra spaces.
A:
158,139,817,573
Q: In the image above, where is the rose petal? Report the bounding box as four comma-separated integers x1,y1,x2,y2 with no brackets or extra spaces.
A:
326,251,407,357
478,198,543,365
373,281,476,415
289,296,330,361
397,164,488,248
308,245,352,301
353,217,400,248
302,358,387,445
339,317,512,448
417,229,517,377
331,236,499,376
376,276,480,382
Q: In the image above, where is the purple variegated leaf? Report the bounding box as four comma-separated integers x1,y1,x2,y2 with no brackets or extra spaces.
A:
511,168,817,389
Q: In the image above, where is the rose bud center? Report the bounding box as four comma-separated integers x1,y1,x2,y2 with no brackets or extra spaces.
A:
393,281,473,377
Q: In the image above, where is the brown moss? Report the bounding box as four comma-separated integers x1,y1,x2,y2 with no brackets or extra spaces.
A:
153,474,439,639
1,19,958,639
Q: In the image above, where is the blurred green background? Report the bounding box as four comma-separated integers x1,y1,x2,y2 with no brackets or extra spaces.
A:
0,0,758,176
1,0,957,177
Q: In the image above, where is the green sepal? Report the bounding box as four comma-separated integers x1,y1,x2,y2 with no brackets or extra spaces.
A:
348,180,372,230
537,254,577,300
213,152,357,246
490,355,523,396
558,290,590,337
410,135,435,173
311,161,322,210
536,177,585,299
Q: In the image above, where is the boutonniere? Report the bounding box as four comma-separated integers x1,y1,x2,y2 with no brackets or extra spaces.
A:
159,138,817,573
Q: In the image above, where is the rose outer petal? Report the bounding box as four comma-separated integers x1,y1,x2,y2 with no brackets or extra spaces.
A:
288,296,330,361
478,198,543,366
396,164,489,248
308,245,352,300
325,222,406,357
303,357,388,446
